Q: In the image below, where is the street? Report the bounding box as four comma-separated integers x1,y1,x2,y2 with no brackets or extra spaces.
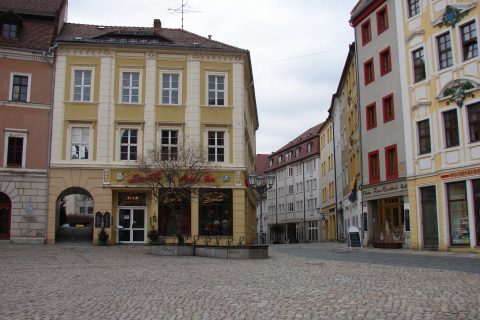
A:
0,243,479,319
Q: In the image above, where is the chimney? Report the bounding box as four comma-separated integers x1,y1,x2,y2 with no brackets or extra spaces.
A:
208,35,212,40
153,19,161,30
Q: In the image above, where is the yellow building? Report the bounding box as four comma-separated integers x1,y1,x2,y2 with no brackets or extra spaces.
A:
401,1,479,251
47,19,258,245
320,119,337,241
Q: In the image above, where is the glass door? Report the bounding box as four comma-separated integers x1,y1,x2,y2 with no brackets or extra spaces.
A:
117,208,146,243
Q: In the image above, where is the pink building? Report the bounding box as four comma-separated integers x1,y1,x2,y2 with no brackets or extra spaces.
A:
0,0,67,242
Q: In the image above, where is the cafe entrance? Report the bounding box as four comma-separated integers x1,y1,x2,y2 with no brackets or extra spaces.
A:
373,197,404,248
117,192,147,244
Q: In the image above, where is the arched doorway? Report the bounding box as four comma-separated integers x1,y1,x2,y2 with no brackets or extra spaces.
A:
0,193,11,240
55,187,94,243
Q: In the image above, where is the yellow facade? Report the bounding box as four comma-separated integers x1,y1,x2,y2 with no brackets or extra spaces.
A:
401,2,479,252
48,25,258,246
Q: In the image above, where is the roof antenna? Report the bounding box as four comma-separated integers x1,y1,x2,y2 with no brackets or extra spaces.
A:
168,0,201,30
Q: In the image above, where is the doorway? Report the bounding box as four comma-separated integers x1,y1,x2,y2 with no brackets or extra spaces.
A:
117,208,146,243
0,193,11,240
420,186,438,250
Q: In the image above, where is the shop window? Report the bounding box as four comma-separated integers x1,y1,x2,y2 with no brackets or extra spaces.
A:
467,102,480,143
417,119,431,155
363,58,374,85
443,109,459,148
447,182,470,246
385,144,398,180
382,94,394,123
158,192,191,237
473,179,480,246
379,47,392,76
460,20,477,61
361,19,371,46
412,47,426,83
376,6,388,35
366,102,377,130
199,189,232,236
368,150,380,184
437,32,453,70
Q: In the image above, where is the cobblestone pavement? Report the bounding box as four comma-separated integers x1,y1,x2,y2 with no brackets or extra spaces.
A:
0,243,479,319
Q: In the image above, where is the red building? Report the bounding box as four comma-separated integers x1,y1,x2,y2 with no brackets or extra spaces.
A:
0,0,67,242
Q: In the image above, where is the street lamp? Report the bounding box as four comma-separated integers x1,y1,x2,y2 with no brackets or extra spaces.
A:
249,172,275,243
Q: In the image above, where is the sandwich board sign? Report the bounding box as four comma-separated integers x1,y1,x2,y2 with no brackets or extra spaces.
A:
348,226,362,248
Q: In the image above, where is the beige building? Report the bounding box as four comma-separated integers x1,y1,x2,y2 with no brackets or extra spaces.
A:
320,119,337,241
47,18,258,245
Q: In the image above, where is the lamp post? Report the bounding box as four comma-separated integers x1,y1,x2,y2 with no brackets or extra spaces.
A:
248,172,275,244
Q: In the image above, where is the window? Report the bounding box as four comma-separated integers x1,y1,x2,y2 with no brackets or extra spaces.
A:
382,94,394,123
10,74,31,102
361,20,371,46
73,69,92,102
412,48,426,83
467,102,480,143
161,73,180,105
121,71,140,103
4,131,27,168
120,129,138,160
2,23,17,38
379,47,392,76
385,144,398,180
160,130,178,160
11,75,28,102
443,109,459,148
199,189,232,236
364,59,374,85
376,6,388,34
287,203,294,212
460,21,478,61
437,32,452,70
368,150,380,184
287,167,293,177
70,127,90,160
366,103,377,130
288,185,294,194
417,119,431,154
207,131,224,162
307,142,313,153
407,0,420,18
208,74,225,106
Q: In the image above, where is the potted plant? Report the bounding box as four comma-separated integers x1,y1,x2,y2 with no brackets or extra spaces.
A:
97,227,109,246
148,225,164,245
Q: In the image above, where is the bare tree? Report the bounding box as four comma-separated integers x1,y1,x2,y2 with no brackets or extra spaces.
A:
134,146,208,242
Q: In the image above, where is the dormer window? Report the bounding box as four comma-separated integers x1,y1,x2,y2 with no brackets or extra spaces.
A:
2,23,18,38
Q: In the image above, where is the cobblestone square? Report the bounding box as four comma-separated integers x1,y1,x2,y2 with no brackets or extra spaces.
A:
0,243,479,319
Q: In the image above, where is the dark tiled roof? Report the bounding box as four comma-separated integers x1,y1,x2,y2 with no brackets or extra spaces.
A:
266,122,323,171
0,0,64,16
0,19,56,50
55,23,246,52
255,154,269,175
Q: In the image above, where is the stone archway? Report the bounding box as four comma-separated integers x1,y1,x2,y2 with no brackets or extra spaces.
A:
0,193,11,240
55,187,94,243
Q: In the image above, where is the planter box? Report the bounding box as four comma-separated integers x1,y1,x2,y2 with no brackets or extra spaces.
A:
149,244,269,259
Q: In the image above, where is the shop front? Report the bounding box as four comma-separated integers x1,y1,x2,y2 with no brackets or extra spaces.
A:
440,168,480,250
117,192,148,243
362,180,408,248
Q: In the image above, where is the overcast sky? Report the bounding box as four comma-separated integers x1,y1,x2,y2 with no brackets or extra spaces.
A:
68,0,357,154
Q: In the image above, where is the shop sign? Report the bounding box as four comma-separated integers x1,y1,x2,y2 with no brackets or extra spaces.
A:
202,191,228,204
362,181,407,200
440,167,480,180
118,192,147,206
204,175,216,183
128,172,161,184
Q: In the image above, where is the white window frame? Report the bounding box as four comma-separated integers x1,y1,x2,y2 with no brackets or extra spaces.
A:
67,124,94,161
206,72,227,106
120,69,142,104
71,67,95,102
160,71,182,105
9,72,32,103
117,126,142,161
205,127,228,163
3,129,28,168
158,126,182,161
